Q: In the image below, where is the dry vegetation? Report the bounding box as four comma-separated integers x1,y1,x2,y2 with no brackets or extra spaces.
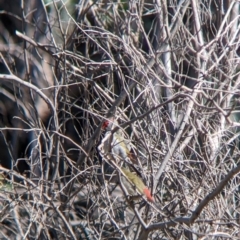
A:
0,0,240,239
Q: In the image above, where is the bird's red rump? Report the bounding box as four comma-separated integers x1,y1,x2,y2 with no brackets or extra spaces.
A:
143,188,154,202
127,152,138,164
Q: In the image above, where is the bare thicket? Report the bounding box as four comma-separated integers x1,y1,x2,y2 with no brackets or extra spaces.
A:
0,0,240,239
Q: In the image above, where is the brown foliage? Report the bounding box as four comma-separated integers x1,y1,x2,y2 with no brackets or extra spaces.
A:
0,0,240,239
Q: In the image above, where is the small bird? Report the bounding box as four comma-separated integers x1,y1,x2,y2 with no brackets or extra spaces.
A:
99,117,154,203
121,167,154,202
101,118,136,163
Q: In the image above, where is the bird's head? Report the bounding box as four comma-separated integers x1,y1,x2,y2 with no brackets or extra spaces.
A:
102,118,115,130
102,120,110,130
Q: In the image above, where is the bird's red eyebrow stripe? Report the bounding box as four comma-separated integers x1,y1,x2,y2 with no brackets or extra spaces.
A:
102,121,109,129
